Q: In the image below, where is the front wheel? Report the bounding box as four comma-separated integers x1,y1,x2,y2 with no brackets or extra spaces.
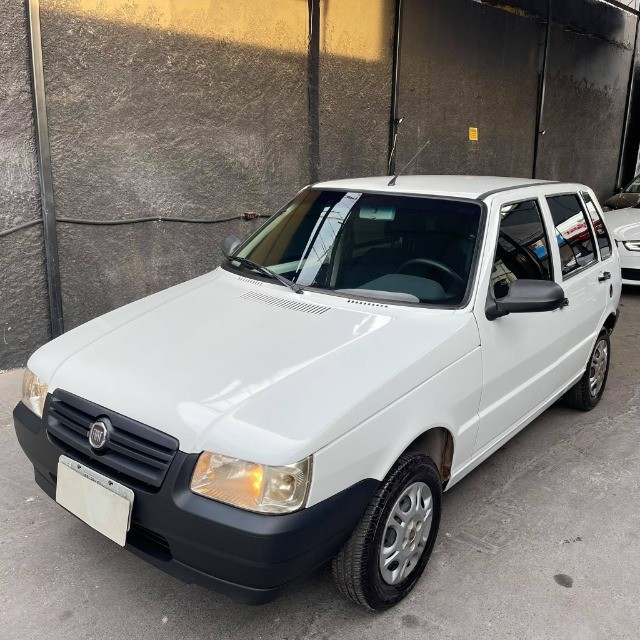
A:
564,330,611,411
332,452,442,610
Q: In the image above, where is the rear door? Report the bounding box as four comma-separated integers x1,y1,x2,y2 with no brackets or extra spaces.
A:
540,192,607,383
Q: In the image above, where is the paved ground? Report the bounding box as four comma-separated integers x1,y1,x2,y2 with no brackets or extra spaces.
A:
1,289,639,640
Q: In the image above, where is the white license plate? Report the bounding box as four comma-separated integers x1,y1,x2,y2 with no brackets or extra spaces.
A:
56,455,134,546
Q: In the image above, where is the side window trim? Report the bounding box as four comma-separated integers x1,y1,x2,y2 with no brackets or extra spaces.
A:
578,190,613,262
544,191,599,281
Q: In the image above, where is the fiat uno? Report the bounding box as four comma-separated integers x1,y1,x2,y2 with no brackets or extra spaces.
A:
14,176,621,610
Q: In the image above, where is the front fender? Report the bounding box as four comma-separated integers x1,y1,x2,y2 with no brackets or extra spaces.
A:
307,347,482,507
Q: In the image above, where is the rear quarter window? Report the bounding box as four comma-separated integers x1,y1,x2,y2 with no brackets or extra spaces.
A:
581,192,612,260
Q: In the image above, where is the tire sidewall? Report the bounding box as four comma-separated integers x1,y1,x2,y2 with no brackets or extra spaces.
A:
587,331,611,408
365,456,442,609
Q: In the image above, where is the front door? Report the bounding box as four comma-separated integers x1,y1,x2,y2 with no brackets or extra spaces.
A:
473,196,568,454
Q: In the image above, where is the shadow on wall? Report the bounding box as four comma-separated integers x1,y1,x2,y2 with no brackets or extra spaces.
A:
39,0,394,331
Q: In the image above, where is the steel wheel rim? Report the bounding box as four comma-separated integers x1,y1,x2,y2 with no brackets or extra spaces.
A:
379,481,433,585
589,338,608,398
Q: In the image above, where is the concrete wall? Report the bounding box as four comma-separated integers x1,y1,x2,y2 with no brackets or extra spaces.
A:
1,0,640,367
318,0,395,180
536,2,636,198
40,0,310,329
0,0,51,369
396,0,637,201
397,0,543,179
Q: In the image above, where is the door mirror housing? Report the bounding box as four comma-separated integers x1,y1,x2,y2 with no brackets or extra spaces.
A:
486,280,567,320
222,234,242,259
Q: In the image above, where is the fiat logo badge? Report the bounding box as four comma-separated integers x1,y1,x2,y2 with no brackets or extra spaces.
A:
88,420,109,450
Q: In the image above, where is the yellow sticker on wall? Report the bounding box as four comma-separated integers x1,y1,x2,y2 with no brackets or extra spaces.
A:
469,127,479,141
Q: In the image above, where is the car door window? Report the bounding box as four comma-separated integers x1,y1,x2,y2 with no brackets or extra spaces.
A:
492,199,552,299
581,192,612,260
546,194,597,278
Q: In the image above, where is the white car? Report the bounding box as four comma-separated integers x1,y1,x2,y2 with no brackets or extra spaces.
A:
15,176,621,610
603,207,640,285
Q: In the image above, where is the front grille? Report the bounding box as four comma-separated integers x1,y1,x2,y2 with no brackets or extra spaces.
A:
46,389,179,489
621,268,640,281
128,522,172,561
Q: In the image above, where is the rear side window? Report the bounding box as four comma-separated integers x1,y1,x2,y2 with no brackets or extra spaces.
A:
492,199,552,299
581,191,612,260
546,194,597,278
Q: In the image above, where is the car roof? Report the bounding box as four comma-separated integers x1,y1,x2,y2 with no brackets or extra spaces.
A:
311,175,561,200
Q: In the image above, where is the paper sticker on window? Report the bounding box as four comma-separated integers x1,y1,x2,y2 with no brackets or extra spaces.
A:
359,206,396,221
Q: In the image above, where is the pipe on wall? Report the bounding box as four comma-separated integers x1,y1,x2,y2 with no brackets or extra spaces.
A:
307,0,320,183
26,0,64,337
532,0,552,179
387,0,404,175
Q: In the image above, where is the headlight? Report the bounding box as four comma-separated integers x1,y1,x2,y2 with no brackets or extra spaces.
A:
190,452,312,514
623,241,640,252
22,368,48,417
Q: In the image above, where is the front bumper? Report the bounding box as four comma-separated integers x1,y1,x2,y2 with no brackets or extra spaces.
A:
618,243,640,285
620,267,640,285
13,402,377,604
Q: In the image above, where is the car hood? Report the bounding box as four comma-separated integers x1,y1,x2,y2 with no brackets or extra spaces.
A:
605,207,640,241
31,269,479,464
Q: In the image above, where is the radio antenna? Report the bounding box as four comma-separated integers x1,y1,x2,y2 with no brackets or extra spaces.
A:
388,139,430,186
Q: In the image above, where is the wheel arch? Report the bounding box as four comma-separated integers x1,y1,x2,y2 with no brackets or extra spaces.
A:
402,426,455,487
603,311,618,335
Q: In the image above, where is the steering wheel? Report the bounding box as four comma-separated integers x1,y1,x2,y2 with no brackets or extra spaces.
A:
397,258,466,291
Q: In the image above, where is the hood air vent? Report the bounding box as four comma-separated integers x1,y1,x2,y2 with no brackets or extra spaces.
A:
237,276,263,286
240,290,329,315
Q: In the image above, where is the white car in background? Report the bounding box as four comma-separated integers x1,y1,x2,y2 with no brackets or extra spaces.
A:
604,207,640,285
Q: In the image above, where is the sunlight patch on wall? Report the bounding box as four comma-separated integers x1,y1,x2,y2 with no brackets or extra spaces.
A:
43,0,308,54
321,0,392,61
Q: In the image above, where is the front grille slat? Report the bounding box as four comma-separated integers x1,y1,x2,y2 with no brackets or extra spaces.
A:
45,390,179,489
50,403,94,429
49,409,90,437
106,440,168,470
108,430,174,462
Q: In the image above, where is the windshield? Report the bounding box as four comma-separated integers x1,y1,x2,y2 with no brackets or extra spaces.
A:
233,189,483,306
624,176,640,193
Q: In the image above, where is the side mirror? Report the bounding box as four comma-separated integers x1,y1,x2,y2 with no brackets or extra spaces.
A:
222,234,242,259
486,280,567,321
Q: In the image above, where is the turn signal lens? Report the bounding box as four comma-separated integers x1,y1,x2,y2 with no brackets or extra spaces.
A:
21,368,48,418
190,452,311,514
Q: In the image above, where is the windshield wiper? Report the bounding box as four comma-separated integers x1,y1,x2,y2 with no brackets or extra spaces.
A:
228,256,303,294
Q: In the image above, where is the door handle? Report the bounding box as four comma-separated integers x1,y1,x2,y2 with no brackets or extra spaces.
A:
598,272,611,283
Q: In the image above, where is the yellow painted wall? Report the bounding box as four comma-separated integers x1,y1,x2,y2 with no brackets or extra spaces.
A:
44,0,391,60
321,0,391,61
44,0,308,54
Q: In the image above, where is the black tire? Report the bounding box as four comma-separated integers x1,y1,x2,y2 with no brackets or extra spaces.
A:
564,330,611,411
331,451,442,610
